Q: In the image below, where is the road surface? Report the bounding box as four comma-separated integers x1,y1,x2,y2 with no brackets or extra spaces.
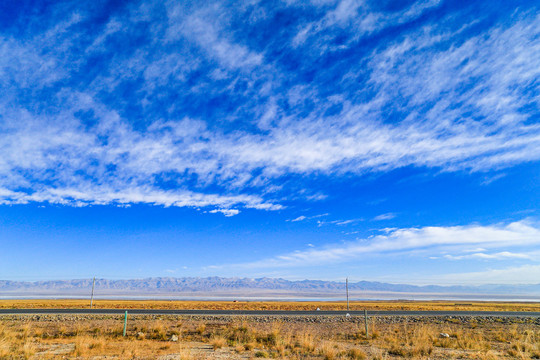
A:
1,309,540,317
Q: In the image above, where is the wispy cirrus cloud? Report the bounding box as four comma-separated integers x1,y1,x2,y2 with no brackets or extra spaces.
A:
443,252,533,260
439,264,540,285
289,216,307,222
220,219,540,269
292,0,442,49
373,213,396,221
0,1,538,213
172,8,263,70
287,213,329,222
317,218,362,226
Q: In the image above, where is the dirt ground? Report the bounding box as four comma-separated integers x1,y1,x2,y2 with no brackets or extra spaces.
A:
1,313,539,359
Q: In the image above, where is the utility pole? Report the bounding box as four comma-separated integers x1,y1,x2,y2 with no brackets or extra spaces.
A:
346,277,349,311
90,277,96,309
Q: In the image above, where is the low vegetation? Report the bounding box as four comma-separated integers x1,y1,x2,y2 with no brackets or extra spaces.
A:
0,313,539,359
2,299,540,312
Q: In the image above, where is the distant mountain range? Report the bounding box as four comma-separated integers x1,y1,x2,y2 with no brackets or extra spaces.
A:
2,277,540,299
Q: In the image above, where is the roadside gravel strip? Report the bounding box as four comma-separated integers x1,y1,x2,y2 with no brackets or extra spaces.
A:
1,309,540,317
1,313,540,326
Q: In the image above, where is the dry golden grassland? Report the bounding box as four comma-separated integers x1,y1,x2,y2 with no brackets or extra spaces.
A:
0,314,539,359
2,299,540,312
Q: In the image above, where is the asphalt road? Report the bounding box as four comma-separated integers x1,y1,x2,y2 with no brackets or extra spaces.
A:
1,309,540,317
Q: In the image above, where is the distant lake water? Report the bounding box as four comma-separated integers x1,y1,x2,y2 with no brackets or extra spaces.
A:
1,294,539,302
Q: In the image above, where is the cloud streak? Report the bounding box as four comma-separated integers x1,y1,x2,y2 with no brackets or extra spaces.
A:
373,213,396,221
223,220,540,269
440,264,540,285
0,1,538,211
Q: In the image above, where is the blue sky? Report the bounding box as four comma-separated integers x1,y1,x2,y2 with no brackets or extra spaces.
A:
0,0,539,285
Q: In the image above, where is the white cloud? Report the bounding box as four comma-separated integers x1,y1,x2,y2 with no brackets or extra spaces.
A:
290,216,307,222
481,173,506,185
223,219,540,269
288,213,329,222
293,0,442,49
440,264,540,285
0,3,538,211
443,252,532,260
0,184,278,212
373,213,396,221
334,219,356,225
168,5,263,70
209,208,240,217
316,218,361,226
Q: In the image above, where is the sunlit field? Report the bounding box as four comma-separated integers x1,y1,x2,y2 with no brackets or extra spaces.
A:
1,312,539,359
2,299,540,312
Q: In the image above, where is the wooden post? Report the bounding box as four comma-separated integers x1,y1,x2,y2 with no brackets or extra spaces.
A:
123,311,128,337
364,309,369,338
346,277,349,311
90,277,95,309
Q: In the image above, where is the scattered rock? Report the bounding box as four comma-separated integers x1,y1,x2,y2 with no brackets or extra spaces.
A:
1,313,537,327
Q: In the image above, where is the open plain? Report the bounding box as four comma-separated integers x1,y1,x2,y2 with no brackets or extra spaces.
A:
3,299,540,312
1,300,540,359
